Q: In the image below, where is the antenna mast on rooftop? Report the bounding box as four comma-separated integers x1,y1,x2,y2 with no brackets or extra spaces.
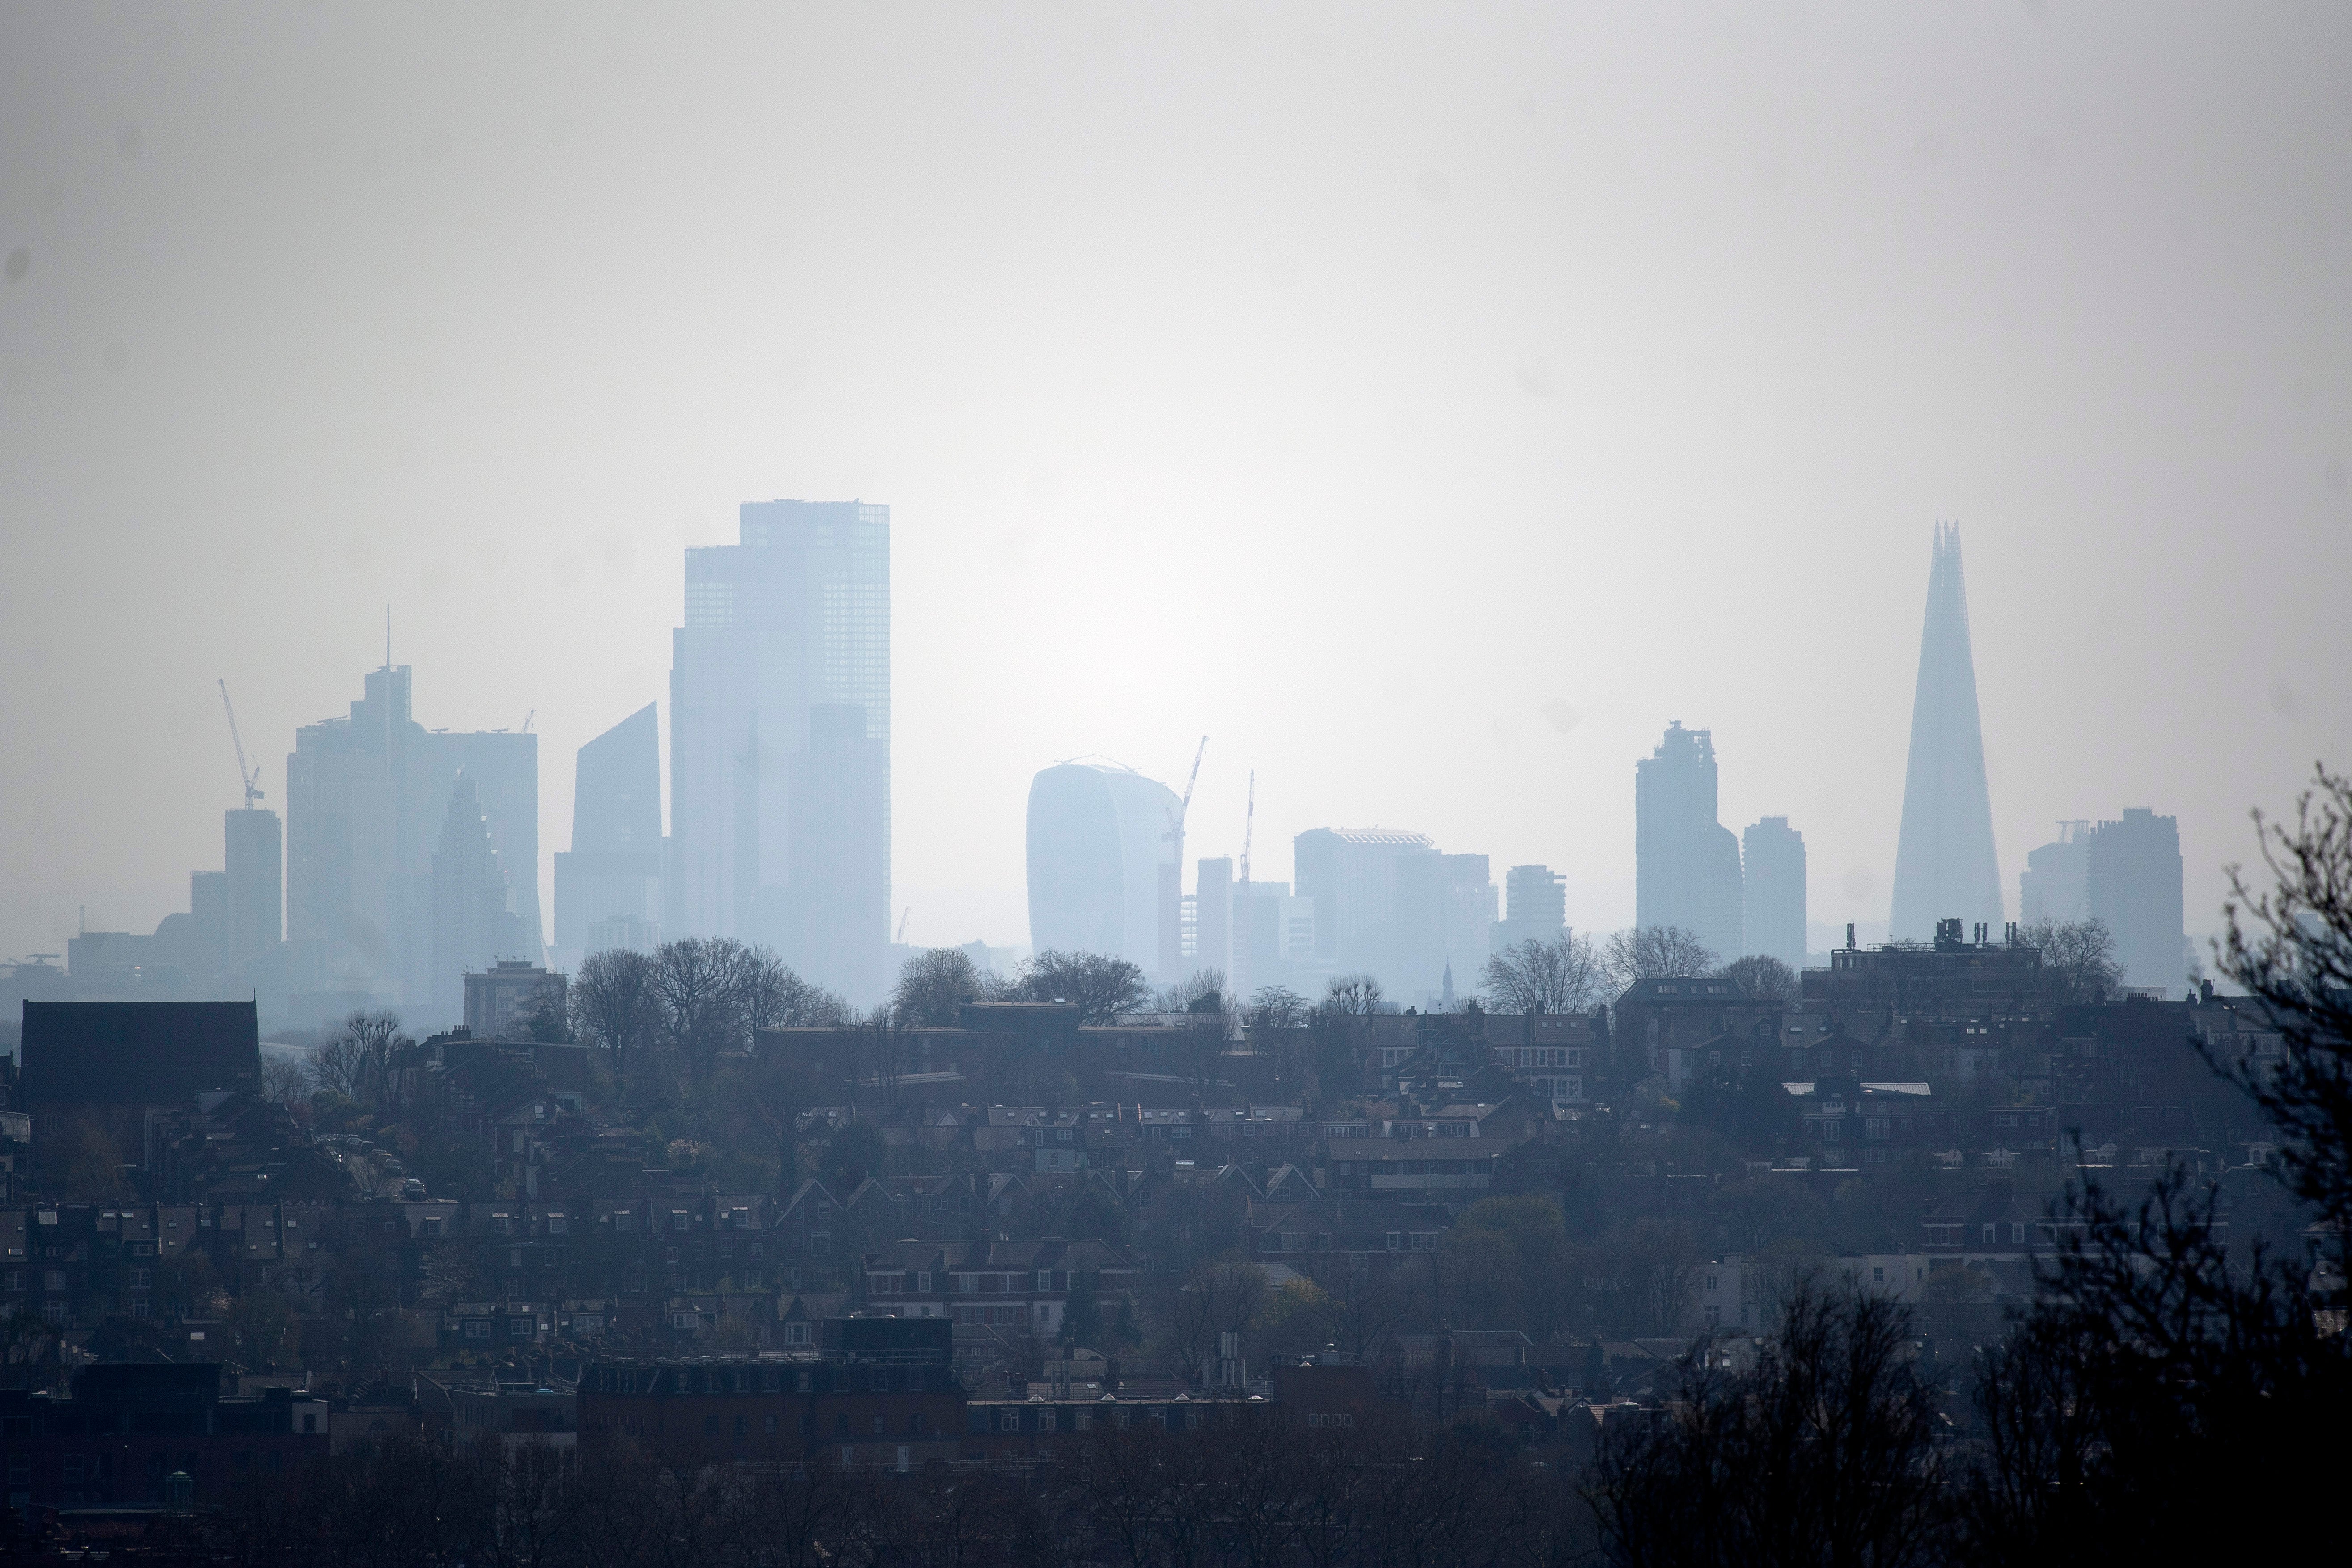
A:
217,679,264,809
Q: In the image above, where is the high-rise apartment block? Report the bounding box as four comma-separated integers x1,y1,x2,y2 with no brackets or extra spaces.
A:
1634,723,1743,965
2018,822,2090,925
222,807,283,968
285,663,540,1019
1026,761,1181,975
554,703,664,959
1494,865,1567,951
1890,524,2004,937
2022,810,2186,994
2086,809,2185,994
1741,816,1806,973
668,501,890,1000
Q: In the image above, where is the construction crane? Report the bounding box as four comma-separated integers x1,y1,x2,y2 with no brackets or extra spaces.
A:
1239,770,1255,887
896,909,911,944
1165,736,1207,857
217,680,264,809
1161,737,1208,973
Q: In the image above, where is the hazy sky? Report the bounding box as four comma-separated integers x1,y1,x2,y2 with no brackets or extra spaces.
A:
3,2,2346,974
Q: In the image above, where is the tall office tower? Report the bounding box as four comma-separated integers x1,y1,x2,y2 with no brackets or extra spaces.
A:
1634,723,1744,965
223,807,283,968
1413,853,1498,997
2018,821,2091,925
287,664,540,1009
1495,865,1568,951
2085,808,2186,993
554,703,664,956
1026,760,1182,972
1293,827,1468,995
188,870,231,981
431,774,518,1023
1741,817,1807,972
1195,857,1234,981
1889,524,2004,938
1232,880,1318,999
668,500,890,998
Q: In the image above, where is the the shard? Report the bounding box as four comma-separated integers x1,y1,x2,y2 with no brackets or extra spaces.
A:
1889,523,2004,939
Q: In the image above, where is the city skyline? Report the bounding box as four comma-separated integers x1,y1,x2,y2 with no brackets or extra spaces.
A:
4,6,2344,972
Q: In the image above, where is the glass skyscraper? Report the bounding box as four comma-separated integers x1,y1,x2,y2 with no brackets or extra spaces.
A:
668,500,890,999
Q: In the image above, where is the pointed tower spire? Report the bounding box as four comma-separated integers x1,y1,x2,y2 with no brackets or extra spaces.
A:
1890,523,2004,938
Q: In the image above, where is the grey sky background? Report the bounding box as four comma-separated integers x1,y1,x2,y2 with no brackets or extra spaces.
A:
2,3,2346,972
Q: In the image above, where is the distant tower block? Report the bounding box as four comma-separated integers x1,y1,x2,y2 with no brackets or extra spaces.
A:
1889,524,2004,939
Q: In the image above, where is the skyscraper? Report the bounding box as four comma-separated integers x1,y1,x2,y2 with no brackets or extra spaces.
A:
286,663,539,1012
222,807,282,970
1634,723,1743,965
1195,856,1234,981
1495,864,1567,951
1741,816,1806,972
1026,760,1182,972
2085,808,2186,994
1889,524,2003,938
554,703,664,956
431,773,520,1023
2018,822,2090,925
1290,827,1486,998
668,500,890,999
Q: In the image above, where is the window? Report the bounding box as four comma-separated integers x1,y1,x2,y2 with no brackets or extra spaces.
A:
764,1415,778,1435
999,1410,1019,1432
874,1416,886,1435
1983,1224,1997,1244
465,1321,491,1340
1036,1271,1051,1292
2010,1223,2027,1244
735,1416,748,1437
43,1271,65,1292
917,1272,931,1293
129,1269,152,1290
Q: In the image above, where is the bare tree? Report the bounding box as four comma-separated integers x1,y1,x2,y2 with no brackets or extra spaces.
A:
1603,926,1720,990
1587,1284,1947,1568
259,1052,313,1105
655,936,757,1086
2214,762,2352,1231
2022,916,2124,1006
316,1010,410,1110
891,946,987,1027
1716,952,1798,1006
1013,948,1153,1022
1320,974,1390,1015
728,1041,819,1193
740,945,849,1031
1481,931,1607,1013
572,947,660,1092
1248,985,1309,1029
1158,967,1226,1014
